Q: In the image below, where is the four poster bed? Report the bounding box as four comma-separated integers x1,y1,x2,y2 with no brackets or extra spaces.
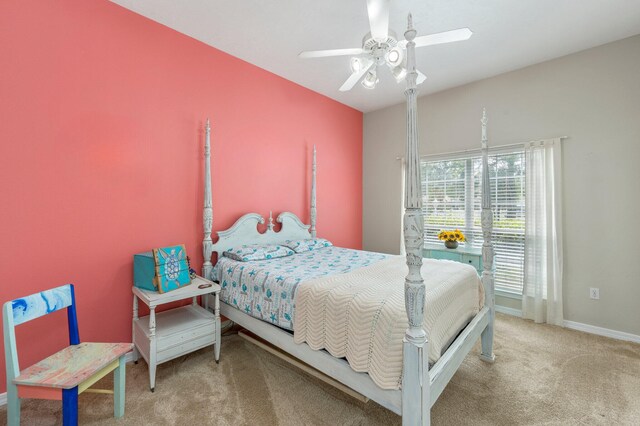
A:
201,17,495,426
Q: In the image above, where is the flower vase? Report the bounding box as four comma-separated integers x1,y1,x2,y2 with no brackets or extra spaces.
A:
445,240,459,249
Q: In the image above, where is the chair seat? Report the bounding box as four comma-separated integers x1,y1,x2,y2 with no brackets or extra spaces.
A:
13,342,132,389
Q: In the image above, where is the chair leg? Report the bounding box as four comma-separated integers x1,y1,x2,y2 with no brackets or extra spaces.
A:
6,383,20,426
114,355,126,418
62,387,79,426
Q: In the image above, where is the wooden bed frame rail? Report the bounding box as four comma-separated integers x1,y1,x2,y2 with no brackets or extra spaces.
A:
201,15,495,426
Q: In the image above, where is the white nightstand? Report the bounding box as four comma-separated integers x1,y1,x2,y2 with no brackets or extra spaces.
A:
131,276,221,392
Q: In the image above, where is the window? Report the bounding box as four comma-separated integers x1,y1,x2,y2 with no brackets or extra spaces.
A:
421,151,526,295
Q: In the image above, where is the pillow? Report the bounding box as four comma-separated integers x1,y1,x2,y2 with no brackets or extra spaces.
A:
223,244,294,262
284,238,333,253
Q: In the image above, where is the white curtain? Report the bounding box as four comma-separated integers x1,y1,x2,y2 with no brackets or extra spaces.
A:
522,138,564,325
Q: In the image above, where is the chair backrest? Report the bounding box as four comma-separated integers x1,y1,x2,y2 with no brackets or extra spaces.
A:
3,284,79,381
8,284,74,326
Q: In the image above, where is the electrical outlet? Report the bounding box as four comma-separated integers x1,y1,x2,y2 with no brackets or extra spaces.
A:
589,288,600,300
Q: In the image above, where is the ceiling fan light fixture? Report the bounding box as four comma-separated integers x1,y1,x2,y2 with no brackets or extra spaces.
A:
299,2,472,93
362,70,378,89
350,57,363,73
392,66,407,83
386,47,403,67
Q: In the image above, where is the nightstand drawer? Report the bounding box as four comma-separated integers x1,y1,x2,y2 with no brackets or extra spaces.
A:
429,250,462,262
133,304,216,365
461,254,481,270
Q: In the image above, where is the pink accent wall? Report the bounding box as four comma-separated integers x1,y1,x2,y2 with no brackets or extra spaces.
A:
0,0,362,393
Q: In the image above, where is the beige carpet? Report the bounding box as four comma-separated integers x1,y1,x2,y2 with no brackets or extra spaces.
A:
2,314,639,425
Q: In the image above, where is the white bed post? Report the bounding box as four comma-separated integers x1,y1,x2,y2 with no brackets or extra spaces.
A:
479,109,496,363
310,145,317,239
202,119,214,281
401,14,430,426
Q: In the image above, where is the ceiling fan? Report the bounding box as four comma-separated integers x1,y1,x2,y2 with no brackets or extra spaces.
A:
299,0,473,91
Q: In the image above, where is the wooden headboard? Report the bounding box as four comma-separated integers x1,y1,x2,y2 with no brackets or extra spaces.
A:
209,211,310,259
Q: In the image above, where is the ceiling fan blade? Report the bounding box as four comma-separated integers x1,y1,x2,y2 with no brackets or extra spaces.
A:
339,60,374,92
400,28,473,48
367,0,391,42
416,70,427,85
299,48,364,59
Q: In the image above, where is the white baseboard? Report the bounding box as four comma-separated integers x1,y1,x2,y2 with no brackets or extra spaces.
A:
495,303,640,344
563,320,640,344
495,305,522,317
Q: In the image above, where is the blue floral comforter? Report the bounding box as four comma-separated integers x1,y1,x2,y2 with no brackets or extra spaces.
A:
212,247,388,330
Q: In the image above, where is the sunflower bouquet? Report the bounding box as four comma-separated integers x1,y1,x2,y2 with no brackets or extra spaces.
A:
438,229,466,249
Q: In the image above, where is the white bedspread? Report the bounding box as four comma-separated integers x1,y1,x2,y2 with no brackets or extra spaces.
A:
293,256,484,390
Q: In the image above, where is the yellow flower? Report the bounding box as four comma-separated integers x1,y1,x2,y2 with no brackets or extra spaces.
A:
439,229,468,242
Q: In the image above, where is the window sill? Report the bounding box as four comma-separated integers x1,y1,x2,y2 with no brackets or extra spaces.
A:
495,289,522,300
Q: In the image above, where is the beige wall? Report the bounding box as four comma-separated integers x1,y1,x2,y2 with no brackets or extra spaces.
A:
363,35,640,335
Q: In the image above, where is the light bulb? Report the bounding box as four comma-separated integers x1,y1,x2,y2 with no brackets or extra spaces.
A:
361,70,378,89
386,48,403,67
392,66,407,82
350,57,362,73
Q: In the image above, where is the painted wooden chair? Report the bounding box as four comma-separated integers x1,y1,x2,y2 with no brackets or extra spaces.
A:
3,284,132,426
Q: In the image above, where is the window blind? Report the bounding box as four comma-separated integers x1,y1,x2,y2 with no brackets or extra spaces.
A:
422,151,526,295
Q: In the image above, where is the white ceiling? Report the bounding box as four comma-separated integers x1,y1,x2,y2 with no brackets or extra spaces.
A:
111,0,640,113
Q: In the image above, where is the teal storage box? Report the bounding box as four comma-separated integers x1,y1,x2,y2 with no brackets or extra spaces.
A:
134,251,157,292
134,245,192,293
